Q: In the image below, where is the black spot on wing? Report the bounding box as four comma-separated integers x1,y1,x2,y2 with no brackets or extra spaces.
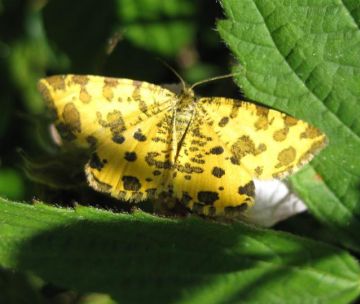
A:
134,130,147,141
176,163,203,174
224,204,248,215
230,156,240,165
238,181,255,196
153,170,161,176
112,134,125,144
190,157,205,164
210,146,224,155
89,153,106,170
197,191,219,205
145,152,172,169
218,116,229,127
122,176,141,191
212,167,225,178
124,152,137,162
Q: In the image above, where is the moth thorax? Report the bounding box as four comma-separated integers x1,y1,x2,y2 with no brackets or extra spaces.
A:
177,87,195,107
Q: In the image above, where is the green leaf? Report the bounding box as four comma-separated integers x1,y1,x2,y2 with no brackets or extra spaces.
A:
116,0,195,56
217,0,360,251
1,198,360,304
0,168,25,200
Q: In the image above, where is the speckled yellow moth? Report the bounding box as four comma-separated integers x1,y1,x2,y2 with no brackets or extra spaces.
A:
38,74,326,217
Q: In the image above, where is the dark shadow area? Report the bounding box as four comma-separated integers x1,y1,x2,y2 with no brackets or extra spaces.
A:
13,213,351,304
0,267,43,303
42,0,119,73
15,216,244,303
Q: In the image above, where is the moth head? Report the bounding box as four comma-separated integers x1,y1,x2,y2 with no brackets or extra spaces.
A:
182,86,195,98
160,60,238,102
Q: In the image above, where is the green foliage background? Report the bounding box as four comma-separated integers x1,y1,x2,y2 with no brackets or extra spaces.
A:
0,0,359,303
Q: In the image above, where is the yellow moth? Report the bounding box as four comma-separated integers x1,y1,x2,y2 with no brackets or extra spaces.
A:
38,74,326,217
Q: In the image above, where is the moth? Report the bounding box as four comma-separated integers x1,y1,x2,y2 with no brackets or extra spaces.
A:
38,74,326,217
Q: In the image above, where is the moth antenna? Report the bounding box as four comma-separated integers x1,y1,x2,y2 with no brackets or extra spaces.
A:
157,59,187,92
190,73,240,90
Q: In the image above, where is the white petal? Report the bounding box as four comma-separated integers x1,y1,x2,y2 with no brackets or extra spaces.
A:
244,179,307,227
